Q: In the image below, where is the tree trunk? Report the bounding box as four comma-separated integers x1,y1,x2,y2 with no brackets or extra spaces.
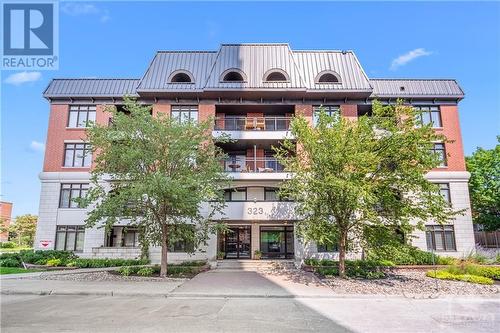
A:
338,229,347,278
160,224,168,277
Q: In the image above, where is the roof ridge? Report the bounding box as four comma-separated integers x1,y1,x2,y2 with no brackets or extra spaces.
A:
294,50,352,53
157,50,217,53
221,43,290,46
370,78,458,81
51,78,140,80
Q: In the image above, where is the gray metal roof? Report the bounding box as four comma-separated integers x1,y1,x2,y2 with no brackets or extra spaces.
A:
43,44,464,99
137,51,217,91
294,51,372,91
370,79,464,98
43,79,140,98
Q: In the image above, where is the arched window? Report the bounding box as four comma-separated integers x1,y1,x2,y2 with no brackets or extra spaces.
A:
221,69,246,82
168,70,194,83
315,71,341,84
263,69,289,82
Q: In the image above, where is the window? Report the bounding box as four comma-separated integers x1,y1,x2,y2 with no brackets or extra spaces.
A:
315,71,341,84
55,225,85,252
68,105,96,128
171,105,198,123
222,70,245,82
167,225,195,252
415,106,442,128
426,225,456,251
64,143,92,167
317,242,338,252
59,183,89,208
430,143,447,166
313,105,339,126
224,187,247,201
264,70,289,82
264,187,278,201
170,72,193,83
122,228,139,247
438,183,451,203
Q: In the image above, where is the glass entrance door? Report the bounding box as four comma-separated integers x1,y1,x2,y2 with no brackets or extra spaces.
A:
260,226,294,259
224,226,251,259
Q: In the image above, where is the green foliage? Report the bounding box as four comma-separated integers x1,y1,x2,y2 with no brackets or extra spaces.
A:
66,261,77,267
73,258,149,268
176,260,206,267
18,250,77,266
444,264,500,280
426,270,494,285
46,258,62,267
436,256,457,265
466,137,500,231
0,267,43,275
136,267,154,276
0,258,21,267
367,244,438,265
118,266,135,276
0,241,16,248
309,259,393,279
79,97,229,276
275,101,459,277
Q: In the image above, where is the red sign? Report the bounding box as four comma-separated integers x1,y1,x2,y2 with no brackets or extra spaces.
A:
40,240,52,248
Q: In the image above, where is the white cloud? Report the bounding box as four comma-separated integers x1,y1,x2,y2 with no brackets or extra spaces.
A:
29,141,45,153
61,3,110,22
390,48,432,70
4,71,42,85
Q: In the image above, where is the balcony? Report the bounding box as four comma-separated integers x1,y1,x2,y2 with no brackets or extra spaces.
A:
213,116,293,140
221,156,290,180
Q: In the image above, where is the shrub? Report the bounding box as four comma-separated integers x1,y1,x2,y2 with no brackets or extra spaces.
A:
0,241,17,249
459,264,500,280
0,258,21,267
73,258,149,268
437,256,456,265
177,260,206,267
136,267,154,277
19,250,77,266
426,270,493,285
465,252,489,264
46,258,62,267
118,266,139,276
66,261,77,267
313,259,392,279
367,244,438,265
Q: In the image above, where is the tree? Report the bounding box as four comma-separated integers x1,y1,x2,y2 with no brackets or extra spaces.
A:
9,214,37,246
80,98,228,277
466,137,500,231
275,101,459,277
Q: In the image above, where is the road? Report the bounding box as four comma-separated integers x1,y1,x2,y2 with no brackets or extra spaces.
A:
2,294,499,333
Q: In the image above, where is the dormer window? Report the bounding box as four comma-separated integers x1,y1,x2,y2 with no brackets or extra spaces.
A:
315,71,341,84
264,69,289,82
221,69,246,82
168,70,194,83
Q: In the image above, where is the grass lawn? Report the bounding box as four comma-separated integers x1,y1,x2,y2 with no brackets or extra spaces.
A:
0,247,32,253
0,267,43,275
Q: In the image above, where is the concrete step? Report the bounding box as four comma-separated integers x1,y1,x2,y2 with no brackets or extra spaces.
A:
216,260,295,271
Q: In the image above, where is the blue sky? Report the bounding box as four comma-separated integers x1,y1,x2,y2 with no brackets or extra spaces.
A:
1,1,499,216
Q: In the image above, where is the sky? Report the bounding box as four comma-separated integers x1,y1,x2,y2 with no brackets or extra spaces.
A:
1,1,499,217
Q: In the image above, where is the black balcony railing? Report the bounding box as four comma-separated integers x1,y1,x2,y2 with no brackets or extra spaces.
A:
215,116,292,131
222,157,285,173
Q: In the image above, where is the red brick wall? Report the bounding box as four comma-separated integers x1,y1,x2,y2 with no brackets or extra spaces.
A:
295,104,313,126
199,104,216,124
0,202,13,242
434,105,466,171
152,103,170,117
340,104,358,120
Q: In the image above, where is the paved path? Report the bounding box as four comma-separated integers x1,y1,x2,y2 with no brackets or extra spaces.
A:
2,294,499,333
171,269,335,297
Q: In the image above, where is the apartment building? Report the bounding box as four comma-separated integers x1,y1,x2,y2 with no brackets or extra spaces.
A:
35,43,475,262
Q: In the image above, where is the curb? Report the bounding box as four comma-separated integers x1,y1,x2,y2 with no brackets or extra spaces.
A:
3,289,499,300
